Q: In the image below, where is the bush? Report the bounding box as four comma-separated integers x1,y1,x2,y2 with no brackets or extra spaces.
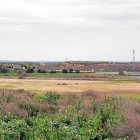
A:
62,69,68,73
41,92,61,103
75,69,80,73
49,70,56,73
69,69,73,73
112,99,140,139
37,69,46,73
0,68,9,73
26,68,34,73
21,65,27,69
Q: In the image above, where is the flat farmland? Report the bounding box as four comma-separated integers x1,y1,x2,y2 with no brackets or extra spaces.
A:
0,78,140,98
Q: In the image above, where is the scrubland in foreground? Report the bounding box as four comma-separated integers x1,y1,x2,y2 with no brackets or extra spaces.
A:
0,89,140,140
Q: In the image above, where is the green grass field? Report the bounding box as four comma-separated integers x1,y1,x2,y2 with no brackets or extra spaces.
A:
0,72,85,78
0,72,17,77
31,72,85,77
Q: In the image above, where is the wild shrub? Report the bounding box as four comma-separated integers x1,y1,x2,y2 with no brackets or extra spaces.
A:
62,69,68,73
26,68,34,73
0,90,127,139
112,99,140,139
37,69,46,73
40,92,61,103
18,101,40,117
0,115,29,140
75,69,80,73
0,68,9,73
49,70,56,73
69,68,73,73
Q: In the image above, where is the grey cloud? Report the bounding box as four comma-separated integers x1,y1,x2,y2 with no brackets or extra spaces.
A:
23,0,133,5
0,0,140,61
0,0,139,27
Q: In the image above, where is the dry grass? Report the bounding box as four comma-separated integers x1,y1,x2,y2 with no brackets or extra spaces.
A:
0,79,139,96
112,99,140,139
80,98,94,116
84,74,108,79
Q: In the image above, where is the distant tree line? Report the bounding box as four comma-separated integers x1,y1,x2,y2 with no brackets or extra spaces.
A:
0,64,81,74
62,69,80,73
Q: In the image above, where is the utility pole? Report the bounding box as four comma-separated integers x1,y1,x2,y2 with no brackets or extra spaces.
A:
66,58,68,62
133,49,136,73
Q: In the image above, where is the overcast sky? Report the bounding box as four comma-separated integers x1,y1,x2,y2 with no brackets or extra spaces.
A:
0,0,140,61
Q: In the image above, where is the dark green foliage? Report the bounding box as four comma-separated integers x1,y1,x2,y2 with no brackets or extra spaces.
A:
21,65,27,69
41,92,61,103
0,115,29,140
37,69,46,73
69,69,74,73
76,69,80,73
49,70,57,73
26,68,34,73
62,69,68,73
0,68,9,73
